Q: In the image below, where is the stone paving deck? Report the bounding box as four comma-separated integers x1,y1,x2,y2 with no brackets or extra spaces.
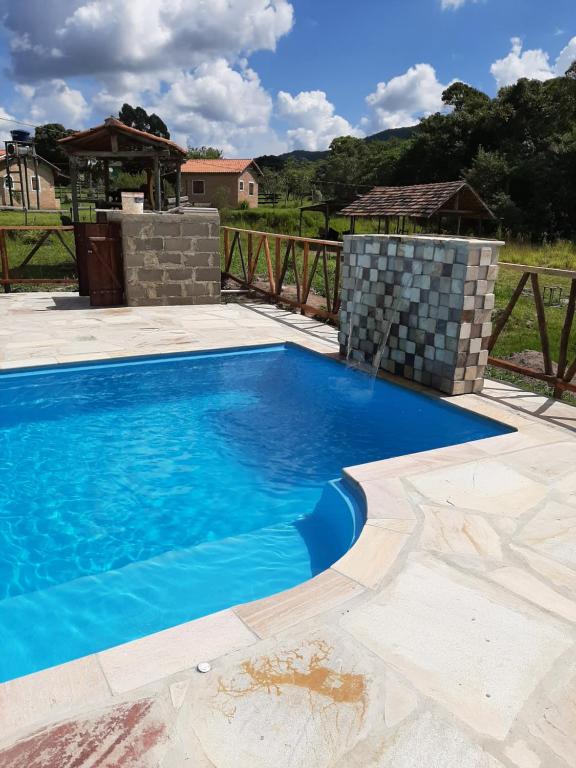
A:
0,292,575,768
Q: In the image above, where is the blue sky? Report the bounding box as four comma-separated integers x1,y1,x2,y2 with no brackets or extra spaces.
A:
0,0,574,154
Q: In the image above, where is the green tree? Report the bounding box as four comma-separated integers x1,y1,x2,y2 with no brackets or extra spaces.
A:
118,103,170,139
34,123,76,170
260,168,286,207
186,146,223,159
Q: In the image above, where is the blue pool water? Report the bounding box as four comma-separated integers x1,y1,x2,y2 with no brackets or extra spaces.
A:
0,343,512,681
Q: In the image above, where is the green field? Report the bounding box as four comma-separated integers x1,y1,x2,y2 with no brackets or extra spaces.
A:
2,206,575,401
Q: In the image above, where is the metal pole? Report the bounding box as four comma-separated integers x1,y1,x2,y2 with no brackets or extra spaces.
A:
70,159,80,223
22,156,31,211
5,151,14,207
33,154,41,209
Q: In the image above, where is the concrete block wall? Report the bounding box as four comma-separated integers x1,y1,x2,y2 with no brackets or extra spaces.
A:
105,210,221,307
338,234,503,395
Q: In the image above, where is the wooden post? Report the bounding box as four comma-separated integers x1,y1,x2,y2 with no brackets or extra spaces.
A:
0,230,11,293
175,164,181,207
103,159,110,204
70,159,80,224
154,155,162,211
555,278,576,397
6,158,14,207
530,273,553,375
223,228,230,273
301,241,309,315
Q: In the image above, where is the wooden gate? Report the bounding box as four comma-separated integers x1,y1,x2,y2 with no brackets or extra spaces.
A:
74,222,124,306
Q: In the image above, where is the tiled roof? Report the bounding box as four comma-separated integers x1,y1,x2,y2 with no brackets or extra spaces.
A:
340,181,494,219
180,158,255,174
58,117,186,155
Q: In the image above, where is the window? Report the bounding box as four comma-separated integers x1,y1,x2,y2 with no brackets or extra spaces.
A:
248,182,254,195
31,175,40,192
3,175,13,190
192,180,205,195
239,180,244,191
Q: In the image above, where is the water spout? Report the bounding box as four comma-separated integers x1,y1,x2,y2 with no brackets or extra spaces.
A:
371,271,414,375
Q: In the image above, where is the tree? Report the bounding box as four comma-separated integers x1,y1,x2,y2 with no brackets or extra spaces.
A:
260,168,286,207
118,103,170,139
34,123,76,170
186,146,223,159
566,60,576,80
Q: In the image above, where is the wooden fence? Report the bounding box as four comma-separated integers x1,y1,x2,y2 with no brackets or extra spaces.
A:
222,226,342,321
222,227,576,398
487,263,576,397
0,226,77,291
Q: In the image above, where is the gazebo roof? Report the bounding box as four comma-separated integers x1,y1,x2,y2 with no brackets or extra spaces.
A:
58,117,186,158
340,181,495,220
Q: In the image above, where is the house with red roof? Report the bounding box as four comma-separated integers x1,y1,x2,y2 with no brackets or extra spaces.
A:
180,158,262,209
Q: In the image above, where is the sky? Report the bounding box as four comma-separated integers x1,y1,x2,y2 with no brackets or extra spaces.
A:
0,0,574,155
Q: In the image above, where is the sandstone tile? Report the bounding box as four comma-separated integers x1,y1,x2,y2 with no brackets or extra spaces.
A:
350,476,416,520
98,610,256,695
0,697,170,768
503,740,541,768
332,527,411,588
384,673,418,728
187,629,384,768
528,668,576,765
517,500,576,568
368,519,416,533
502,442,576,482
0,656,111,742
420,505,503,559
408,460,547,517
510,545,576,597
234,569,364,638
341,556,573,740
379,711,505,767
489,566,576,623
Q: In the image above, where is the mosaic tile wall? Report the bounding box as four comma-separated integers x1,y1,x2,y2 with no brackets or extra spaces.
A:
338,235,503,395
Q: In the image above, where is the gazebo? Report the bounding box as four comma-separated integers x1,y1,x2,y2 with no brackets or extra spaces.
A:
339,181,495,235
59,117,187,221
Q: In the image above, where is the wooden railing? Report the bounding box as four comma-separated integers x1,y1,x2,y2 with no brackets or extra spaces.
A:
488,263,576,397
222,227,342,321
0,226,77,291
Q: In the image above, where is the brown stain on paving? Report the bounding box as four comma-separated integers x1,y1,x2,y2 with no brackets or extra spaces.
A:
215,639,366,722
0,699,167,768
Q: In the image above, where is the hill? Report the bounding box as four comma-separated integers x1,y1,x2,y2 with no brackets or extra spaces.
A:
255,126,416,169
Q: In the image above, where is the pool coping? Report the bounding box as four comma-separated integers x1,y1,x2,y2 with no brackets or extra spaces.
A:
0,331,572,744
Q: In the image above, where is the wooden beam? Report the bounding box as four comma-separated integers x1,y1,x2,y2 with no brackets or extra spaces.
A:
67,150,171,159
555,278,576,396
531,273,554,376
70,159,80,224
488,272,529,351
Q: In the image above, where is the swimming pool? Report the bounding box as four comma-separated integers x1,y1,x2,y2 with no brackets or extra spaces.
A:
0,343,512,681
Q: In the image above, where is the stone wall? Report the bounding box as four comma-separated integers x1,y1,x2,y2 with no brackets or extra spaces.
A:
339,234,503,395
105,210,221,307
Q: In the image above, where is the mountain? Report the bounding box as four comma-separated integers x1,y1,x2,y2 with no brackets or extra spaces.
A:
255,126,416,169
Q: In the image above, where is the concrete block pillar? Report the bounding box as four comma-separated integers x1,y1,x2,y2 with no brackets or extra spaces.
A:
104,209,221,307
338,234,503,395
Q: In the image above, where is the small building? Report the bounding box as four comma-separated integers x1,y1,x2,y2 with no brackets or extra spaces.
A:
180,159,261,209
340,181,495,235
0,149,61,209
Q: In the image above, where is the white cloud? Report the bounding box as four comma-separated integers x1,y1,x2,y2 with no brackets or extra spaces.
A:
276,90,361,151
0,107,20,142
152,60,285,156
0,0,295,152
556,36,576,75
490,36,576,88
440,0,478,9
364,64,455,130
3,0,294,81
14,79,90,126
